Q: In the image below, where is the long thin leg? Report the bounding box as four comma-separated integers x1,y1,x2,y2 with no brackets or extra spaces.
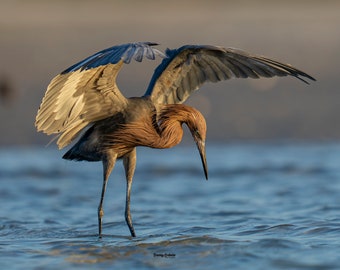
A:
98,152,117,238
123,148,137,237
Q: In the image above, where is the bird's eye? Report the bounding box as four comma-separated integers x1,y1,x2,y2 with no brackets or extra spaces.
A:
194,129,201,138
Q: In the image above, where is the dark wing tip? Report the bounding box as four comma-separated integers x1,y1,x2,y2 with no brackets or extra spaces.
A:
227,48,316,85
277,61,316,84
143,42,160,46
295,74,316,85
297,72,317,84
283,66,316,85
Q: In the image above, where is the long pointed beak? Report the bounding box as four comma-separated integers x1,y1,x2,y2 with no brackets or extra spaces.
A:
196,139,208,180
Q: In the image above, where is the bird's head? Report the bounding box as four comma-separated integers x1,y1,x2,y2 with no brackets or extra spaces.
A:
186,107,208,180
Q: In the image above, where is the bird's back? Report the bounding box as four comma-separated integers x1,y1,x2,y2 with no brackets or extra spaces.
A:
63,97,156,162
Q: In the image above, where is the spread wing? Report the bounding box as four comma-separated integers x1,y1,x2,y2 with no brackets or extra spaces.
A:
35,42,165,149
144,45,315,105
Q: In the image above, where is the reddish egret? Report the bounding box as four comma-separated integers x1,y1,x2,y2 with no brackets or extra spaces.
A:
35,42,315,237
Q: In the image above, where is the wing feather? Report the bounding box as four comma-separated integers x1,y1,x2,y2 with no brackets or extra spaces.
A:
35,42,165,148
145,45,315,105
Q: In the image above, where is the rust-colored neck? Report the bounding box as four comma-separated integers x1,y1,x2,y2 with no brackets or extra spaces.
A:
154,104,205,148
109,104,200,152
153,105,186,149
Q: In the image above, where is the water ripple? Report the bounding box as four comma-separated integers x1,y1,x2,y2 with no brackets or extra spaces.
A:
1,144,340,269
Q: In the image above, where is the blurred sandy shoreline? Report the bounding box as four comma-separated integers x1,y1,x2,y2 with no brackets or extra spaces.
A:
1,0,339,146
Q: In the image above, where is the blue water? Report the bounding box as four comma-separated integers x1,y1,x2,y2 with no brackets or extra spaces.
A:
1,143,340,269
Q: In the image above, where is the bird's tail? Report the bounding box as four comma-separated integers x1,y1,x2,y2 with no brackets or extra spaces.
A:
62,147,101,162
62,148,81,161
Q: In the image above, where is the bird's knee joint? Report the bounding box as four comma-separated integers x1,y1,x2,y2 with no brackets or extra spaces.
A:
98,208,104,219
